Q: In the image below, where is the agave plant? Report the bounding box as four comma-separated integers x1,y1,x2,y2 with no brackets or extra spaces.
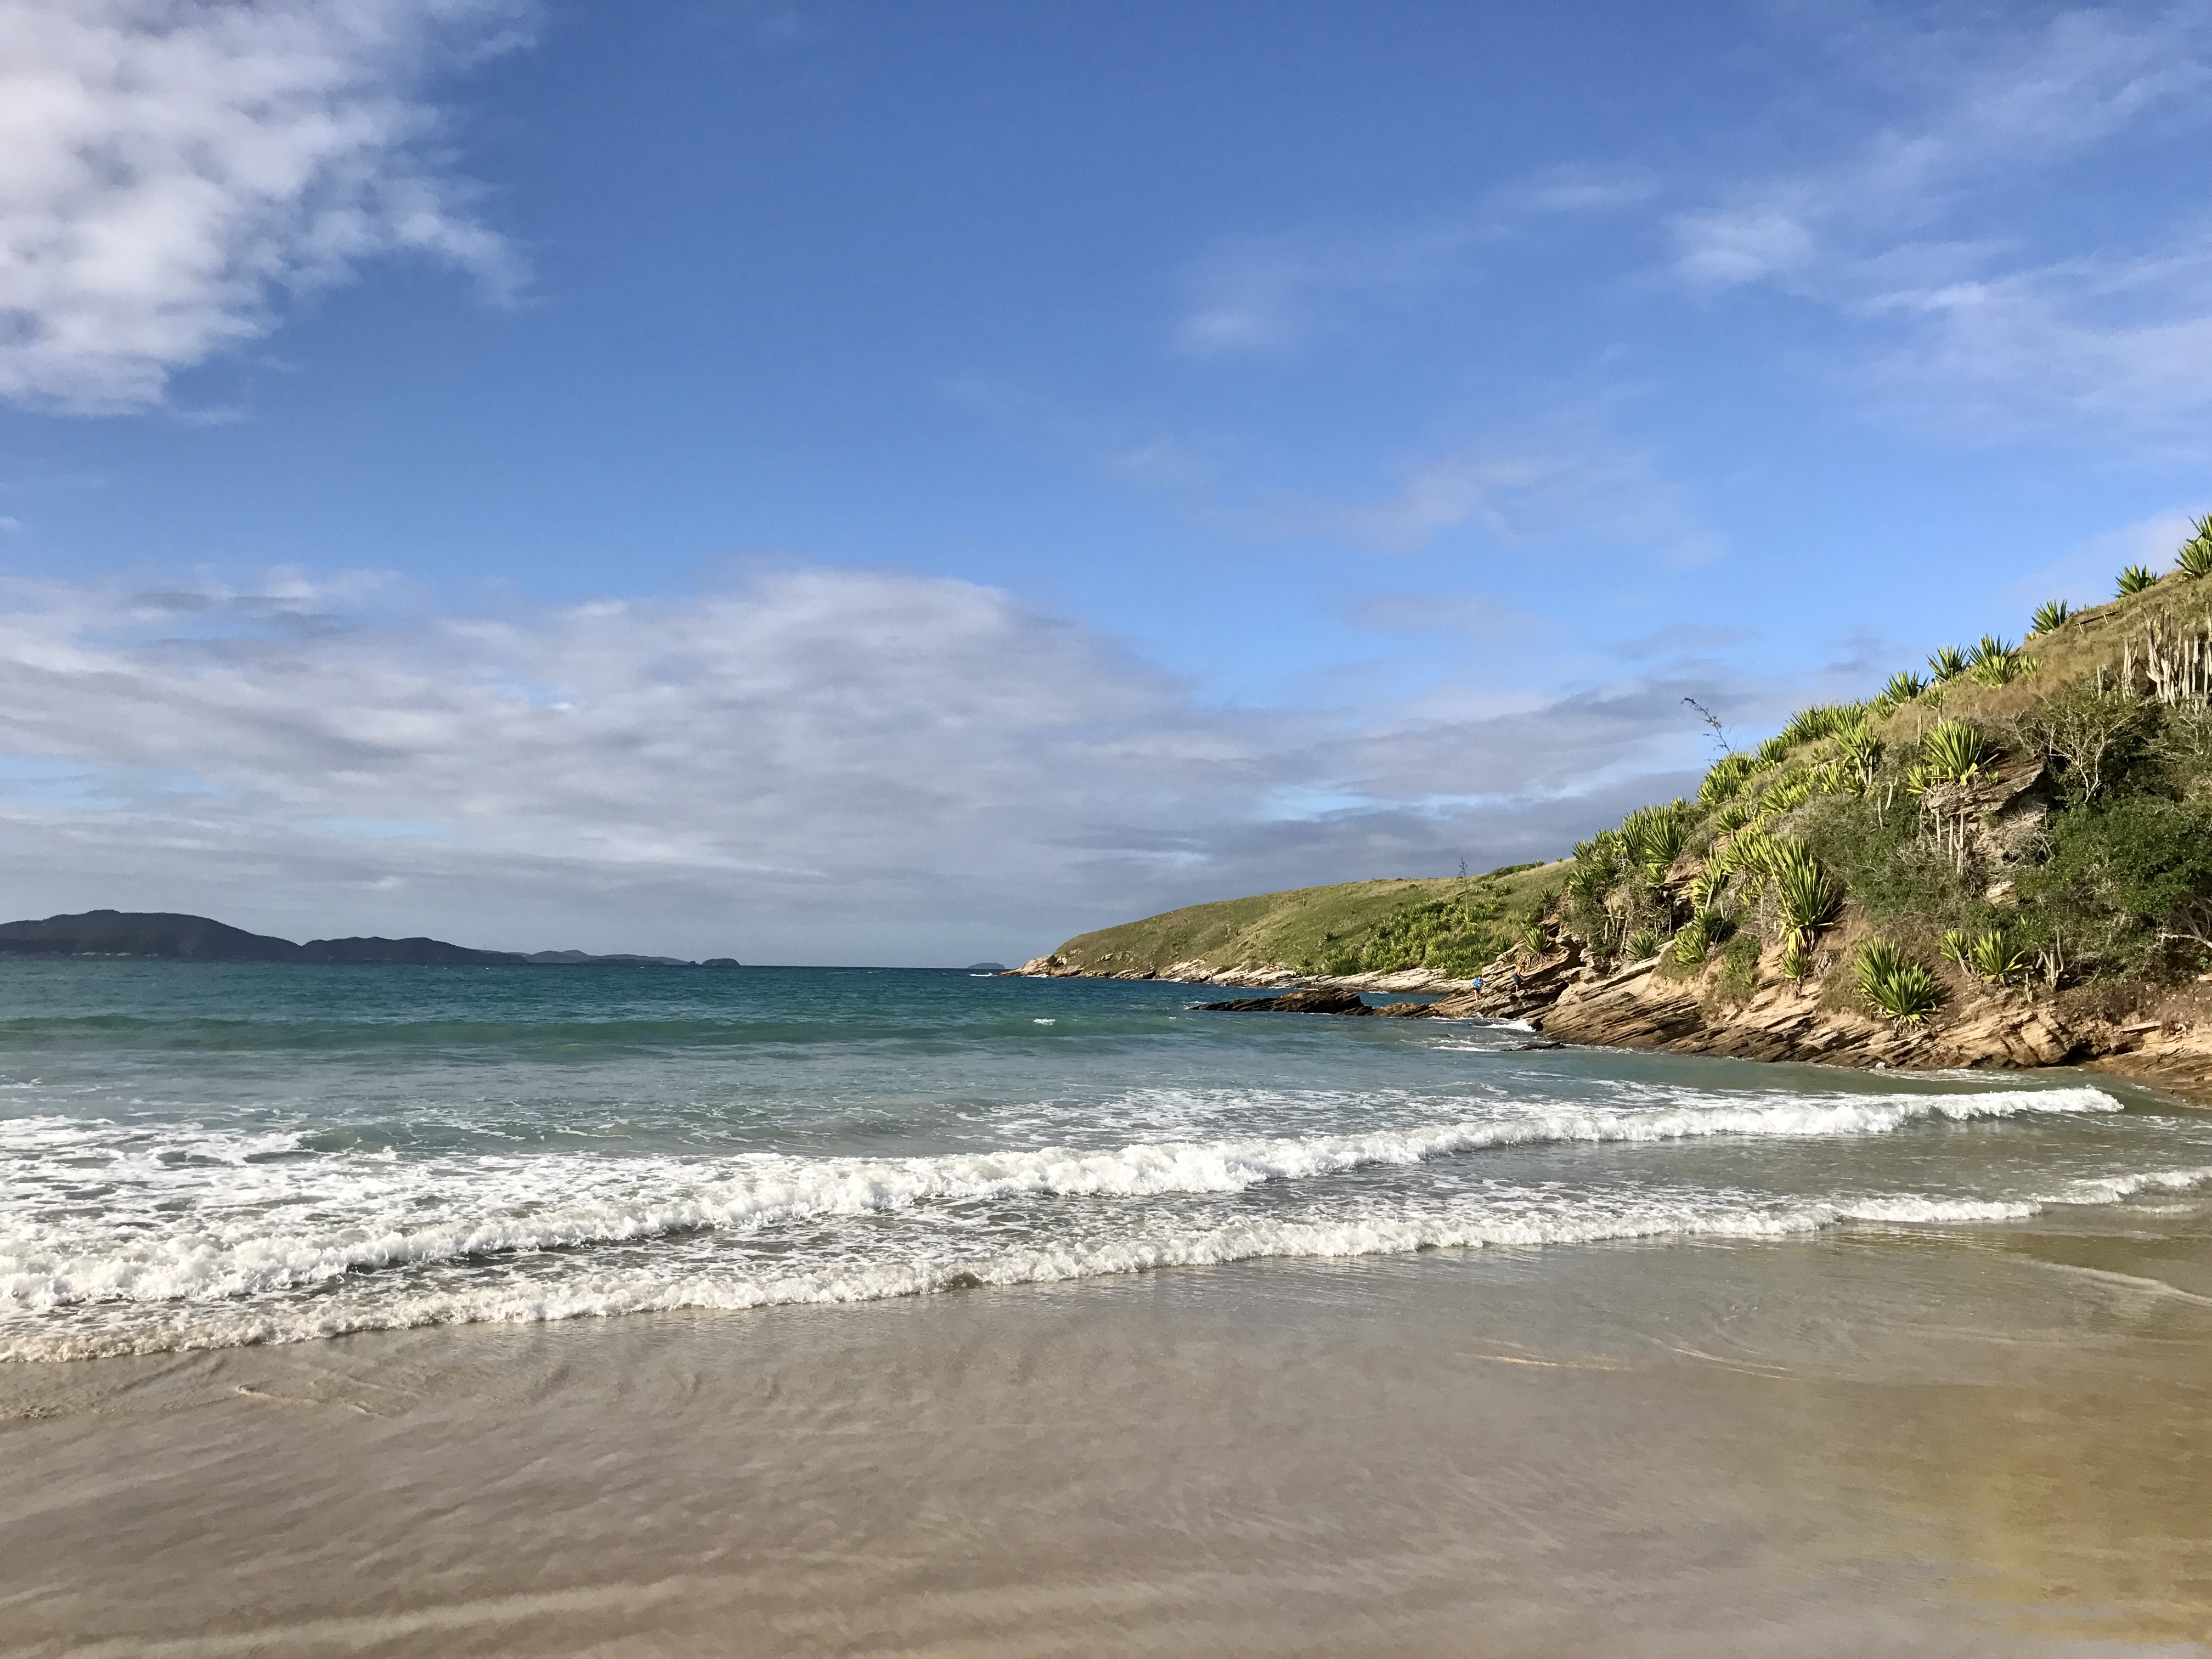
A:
1780,934,1811,982
1754,733,1792,766
1672,918,1711,965
1832,719,1883,792
1966,929,2026,984
2179,518,2212,579
1969,647,2033,687
1686,866,1730,912
1699,752,1757,804
1759,771,1815,817
1855,938,1943,1024
1938,928,1972,967
2118,563,2159,596
1627,927,1661,961
1878,669,1926,707
1916,719,1990,785
1621,806,1686,887
1711,798,1753,836
1773,847,1843,945
1780,703,1859,746
1928,644,1970,681
2029,600,2073,636
1970,634,2016,668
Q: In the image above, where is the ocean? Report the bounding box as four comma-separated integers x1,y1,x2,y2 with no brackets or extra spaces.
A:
3,958,2209,1363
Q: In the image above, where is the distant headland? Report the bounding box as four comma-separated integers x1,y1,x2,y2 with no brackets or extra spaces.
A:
0,910,739,968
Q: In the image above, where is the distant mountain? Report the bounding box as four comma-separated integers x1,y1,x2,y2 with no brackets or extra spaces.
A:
0,910,714,967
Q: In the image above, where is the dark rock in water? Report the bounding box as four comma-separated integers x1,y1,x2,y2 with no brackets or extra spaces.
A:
1374,1000,1436,1018
701,957,743,969
1196,986,1374,1015
964,962,1007,973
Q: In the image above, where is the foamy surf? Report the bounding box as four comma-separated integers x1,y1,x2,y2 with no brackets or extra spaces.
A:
0,1084,2126,1314
3,962,2205,1362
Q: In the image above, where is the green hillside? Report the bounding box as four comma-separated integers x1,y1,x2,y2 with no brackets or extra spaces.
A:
1051,515,2212,1023
1043,862,1565,979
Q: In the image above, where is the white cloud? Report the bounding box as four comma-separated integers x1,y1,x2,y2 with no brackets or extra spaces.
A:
0,563,1802,962
1289,433,1723,566
0,0,529,414
1671,4,2212,441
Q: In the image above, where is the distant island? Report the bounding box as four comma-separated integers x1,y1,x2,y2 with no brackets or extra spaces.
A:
0,910,740,968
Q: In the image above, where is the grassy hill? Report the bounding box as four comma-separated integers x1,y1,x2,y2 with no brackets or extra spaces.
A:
1041,862,1565,979
1048,516,2212,1032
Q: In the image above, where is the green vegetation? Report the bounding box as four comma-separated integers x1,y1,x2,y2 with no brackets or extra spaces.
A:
1045,519,2212,1018
1875,670,1925,710
1041,862,1566,980
2118,563,2159,596
1928,644,1969,681
1855,938,1943,1024
2179,517,2212,580
1966,928,2025,984
1672,917,1711,964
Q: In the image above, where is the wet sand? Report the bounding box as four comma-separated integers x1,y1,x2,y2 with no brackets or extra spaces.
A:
3,1210,2211,1658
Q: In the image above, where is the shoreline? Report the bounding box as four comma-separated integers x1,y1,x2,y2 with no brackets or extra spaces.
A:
4,1210,2211,1656
1011,957,2212,1108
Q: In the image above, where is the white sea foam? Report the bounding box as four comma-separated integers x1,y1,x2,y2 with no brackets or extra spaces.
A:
8,1153,2205,1361
0,1198,1849,1359
0,1083,2129,1321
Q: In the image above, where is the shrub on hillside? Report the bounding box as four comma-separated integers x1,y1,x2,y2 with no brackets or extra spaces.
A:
2016,797,2212,973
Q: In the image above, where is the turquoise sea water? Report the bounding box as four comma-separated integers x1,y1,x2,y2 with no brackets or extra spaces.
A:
2,960,2208,1359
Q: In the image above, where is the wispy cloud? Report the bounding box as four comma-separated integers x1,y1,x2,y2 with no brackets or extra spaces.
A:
0,0,532,415
1285,430,1724,566
1176,218,1486,358
1672,3,2212,440
1175,166,1651,359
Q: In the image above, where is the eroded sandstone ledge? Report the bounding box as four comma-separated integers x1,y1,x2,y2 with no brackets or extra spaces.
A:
1018,943,2212,1105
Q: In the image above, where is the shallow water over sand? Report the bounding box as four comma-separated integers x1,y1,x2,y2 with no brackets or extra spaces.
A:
2,960,2209,1359
3,1221,2210,1657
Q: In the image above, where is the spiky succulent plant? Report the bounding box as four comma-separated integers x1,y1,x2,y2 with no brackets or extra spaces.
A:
1928,644,1970,681
1672,919,1711,965
1916,719,1990,785
2118,564,2159,596
1772,845,1843,946
1966,929,2025,983
2029,600,2072,635
2179,518,2212,580
1855,939,1943,1024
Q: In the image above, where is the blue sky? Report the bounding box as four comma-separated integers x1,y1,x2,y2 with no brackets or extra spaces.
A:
1,1,2208,962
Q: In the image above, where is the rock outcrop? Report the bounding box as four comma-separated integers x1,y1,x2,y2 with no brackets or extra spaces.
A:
1531,955,2084,1069
1195,986,1376,1015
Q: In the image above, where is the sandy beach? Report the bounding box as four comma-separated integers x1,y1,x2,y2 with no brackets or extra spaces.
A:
4,1202,2210,1659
